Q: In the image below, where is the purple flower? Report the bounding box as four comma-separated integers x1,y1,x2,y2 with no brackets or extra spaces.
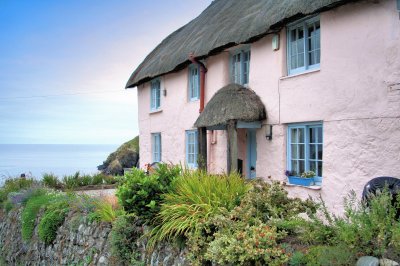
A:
284,170,291,177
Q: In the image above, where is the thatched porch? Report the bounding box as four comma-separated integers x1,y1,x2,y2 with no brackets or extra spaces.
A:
194,83,267,175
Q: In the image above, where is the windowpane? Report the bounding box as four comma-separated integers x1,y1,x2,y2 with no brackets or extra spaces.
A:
299,144,305,159
310,144,316,159
291,128,297,143
310,161,317,173
318,161,323,177
299,160,305,174
310,127,316,143
298,128,304,143
291,144,297,159
318,144,323,160
291,160,298,175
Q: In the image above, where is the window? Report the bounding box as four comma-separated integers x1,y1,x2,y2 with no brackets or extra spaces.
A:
186,130,198,168
287,16,320,75
152,133,161,162
230,49,250,85
188,64,200,101
287,123,323,177
150,79,161,111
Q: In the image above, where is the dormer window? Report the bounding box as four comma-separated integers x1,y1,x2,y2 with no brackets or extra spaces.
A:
150,79,161,111
287,16,320,75
188,64,200,101
230,49,250,85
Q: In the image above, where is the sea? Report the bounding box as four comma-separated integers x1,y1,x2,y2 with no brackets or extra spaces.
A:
0,144,119,184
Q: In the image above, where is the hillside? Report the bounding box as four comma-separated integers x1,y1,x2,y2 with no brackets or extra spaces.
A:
97,136,139,175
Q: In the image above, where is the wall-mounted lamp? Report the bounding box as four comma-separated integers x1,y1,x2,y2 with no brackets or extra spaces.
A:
272,34,280,51
265,125,273,140
163,89,167,96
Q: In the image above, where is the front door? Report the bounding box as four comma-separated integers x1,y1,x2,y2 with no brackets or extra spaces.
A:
246,129,257,179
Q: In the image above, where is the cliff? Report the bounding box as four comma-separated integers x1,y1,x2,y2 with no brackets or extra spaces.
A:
97,136,139,175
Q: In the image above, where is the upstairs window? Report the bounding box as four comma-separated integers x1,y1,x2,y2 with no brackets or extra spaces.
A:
287,16,320,75
152,133,161,163
287,123,323,177
188,64,200,101
230,49,250,85
150,79,161,111
186,130,198,168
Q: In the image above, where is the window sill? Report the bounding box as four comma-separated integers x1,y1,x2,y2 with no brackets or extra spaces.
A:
189,99,199,103
150,109,162,115
284,182,322,190
280,69,320,81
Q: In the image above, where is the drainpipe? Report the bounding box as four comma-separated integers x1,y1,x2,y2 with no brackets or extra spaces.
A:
189,53,207,113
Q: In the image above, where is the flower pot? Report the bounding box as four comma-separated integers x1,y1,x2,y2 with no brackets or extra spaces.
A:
288,176,315,186
313,176,323,186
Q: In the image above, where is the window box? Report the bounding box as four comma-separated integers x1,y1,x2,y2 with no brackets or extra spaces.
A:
287,176,315,186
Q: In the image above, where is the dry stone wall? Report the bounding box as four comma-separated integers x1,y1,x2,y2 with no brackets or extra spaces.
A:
0,208,188,266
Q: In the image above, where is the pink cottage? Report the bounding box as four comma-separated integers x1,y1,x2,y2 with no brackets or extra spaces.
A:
126,0,400,212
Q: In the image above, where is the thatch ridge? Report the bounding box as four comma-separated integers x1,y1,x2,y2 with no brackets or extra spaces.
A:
194,84,266,128
126,0,359,88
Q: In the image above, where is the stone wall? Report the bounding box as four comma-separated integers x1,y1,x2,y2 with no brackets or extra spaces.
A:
0,208,188,266
0,208,112,265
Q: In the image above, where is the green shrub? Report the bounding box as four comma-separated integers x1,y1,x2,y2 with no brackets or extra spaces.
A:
205,223,289,266
149,171,250,247
92,199,122,223
304,245,356,266
185,180,316,265
289,251,307,266
42,173,61,189
3,200,13,213
110,214,143,265
333,190,400,258
38,197,69,244
21,191,55,241
63,172,81,190
116,164,181,224
91,173,105,185
0,177,35,204
79,174,92,187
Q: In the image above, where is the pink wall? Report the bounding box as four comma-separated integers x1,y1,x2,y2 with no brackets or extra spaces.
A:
137,0,400,213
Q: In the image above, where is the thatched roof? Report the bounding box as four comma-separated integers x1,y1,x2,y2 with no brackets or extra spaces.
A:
126,0,358,88
194,84,266,128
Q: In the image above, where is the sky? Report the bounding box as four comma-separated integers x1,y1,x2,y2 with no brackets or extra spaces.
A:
0,0,212,144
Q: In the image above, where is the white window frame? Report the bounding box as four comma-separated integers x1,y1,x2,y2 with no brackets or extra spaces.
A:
151,133,161,163
186,130,198,168
150,78,161,111
287,122,323,177
188,64,200,101
287,16,320,75
230,48,250,86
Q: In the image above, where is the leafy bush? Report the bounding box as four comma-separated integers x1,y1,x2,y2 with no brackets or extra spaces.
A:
42,173,62,189
333,190,400,258
21,191,55,241
149,171,250,247
0,177,35,204
63,172,81,190
93,196,122,223
38,197,69,244
110,214,143,266
185,180,317,265
205,223,289,266
116,164,181,224
304,245,356,266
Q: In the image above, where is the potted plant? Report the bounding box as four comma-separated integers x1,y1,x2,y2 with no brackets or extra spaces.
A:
285,170,316,186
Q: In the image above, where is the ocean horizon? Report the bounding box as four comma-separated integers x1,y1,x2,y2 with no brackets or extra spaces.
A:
0,144,119,183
